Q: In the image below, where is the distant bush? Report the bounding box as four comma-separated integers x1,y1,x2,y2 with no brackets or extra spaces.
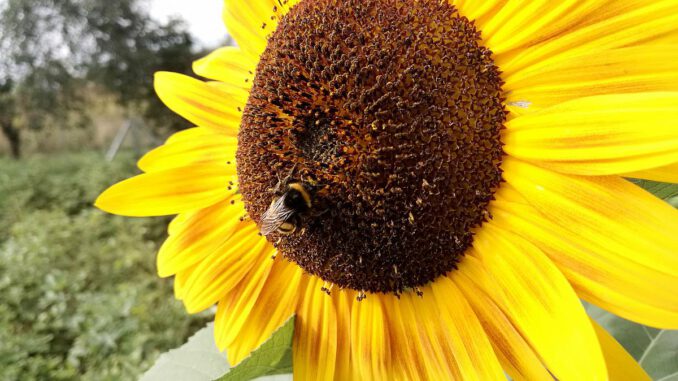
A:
0,151,137,222
0,151,210,380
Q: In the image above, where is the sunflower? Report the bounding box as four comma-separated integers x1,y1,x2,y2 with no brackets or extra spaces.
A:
96,0,678,379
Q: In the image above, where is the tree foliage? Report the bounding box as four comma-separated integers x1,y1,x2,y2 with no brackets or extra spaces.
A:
0,0,199,157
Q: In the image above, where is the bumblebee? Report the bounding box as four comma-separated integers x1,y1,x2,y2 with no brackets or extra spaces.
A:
260,182,312,236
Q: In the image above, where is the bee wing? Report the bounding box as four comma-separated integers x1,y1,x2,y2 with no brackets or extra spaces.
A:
260,194,296,236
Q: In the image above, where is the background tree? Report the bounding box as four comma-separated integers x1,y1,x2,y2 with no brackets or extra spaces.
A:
0,79,20,158
0,0,199,158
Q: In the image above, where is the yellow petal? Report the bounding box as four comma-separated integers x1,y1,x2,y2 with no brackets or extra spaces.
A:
222,0,289,57
505,104,530,120
138,128,237,173
182,222,270,313
592,319,652,381
154,71,242,135
167,211,192,236
492,198,678,329
454,268,552,381
382,292,446,380
505,47,678,109
648,28,678,45
293,277,338,381
157,195,244,277
214,253,275,356
429,278,506,381
526,153,678,179
453,0,508,26
502,158,678,274
221,259,304,365
469,223,607,380
483,0,604,55
350,294,391,380
401,292,461,380
221,1,266,57
173,263,197,301
622,162,678,183
193,46,257,92
95,164,233,216
164,126,215,144
378,283,504,380
503,93,678,176
333,290,356,381
501,1,678,75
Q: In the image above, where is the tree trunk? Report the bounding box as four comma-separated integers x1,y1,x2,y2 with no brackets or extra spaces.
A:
1,121,21,159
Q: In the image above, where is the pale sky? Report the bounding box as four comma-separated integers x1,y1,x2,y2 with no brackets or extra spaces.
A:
149,0,228,48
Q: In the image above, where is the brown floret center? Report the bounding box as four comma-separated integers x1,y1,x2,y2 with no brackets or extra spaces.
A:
237,0,505,294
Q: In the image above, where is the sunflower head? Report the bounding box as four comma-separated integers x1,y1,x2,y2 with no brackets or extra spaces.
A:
237,0,506,293
96,0,678,378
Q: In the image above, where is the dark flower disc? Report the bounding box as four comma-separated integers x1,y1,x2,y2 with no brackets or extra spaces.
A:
237,0,505,294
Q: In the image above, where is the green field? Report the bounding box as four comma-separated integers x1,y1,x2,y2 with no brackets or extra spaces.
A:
0,151,209,381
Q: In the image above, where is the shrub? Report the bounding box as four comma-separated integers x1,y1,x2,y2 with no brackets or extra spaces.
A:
0,151,209,380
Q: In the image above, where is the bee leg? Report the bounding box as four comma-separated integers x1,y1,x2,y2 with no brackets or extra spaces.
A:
312,208,331,219
280,163,297,186
270,175,283,193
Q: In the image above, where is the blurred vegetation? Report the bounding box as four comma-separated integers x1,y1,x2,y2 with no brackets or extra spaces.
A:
0,0,201,158
0,151,210,380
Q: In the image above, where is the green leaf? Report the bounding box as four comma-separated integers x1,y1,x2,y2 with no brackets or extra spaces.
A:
585,303,678,380
216,316,295,381
141,318,295,381
140,323,230,381
630,179,678,206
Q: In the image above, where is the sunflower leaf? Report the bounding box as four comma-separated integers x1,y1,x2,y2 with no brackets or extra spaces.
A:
140,319,294,381
585,303,678,380
215,316,295,381
630,179,678,206
140,323,230,381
